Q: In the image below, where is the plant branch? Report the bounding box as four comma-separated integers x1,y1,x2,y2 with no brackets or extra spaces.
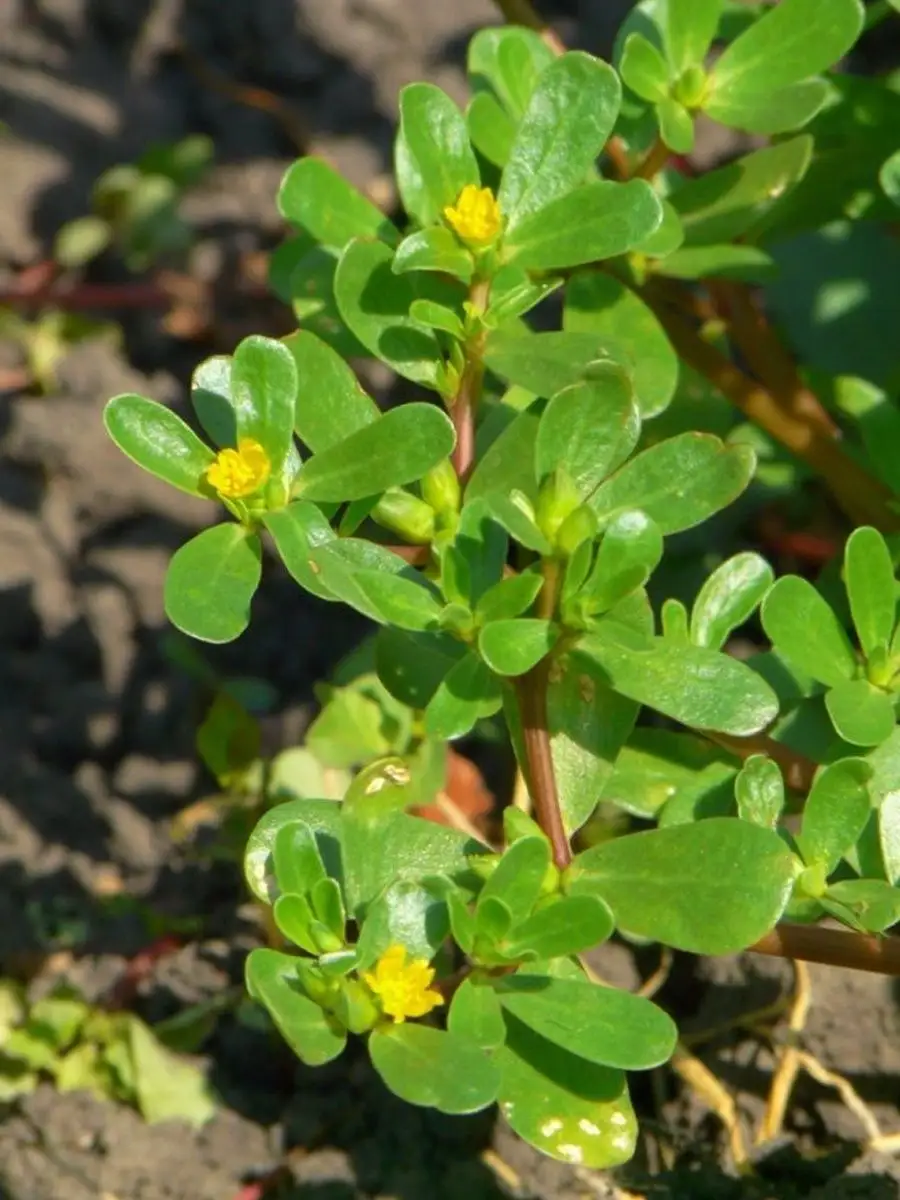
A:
748,922,900,976
635,136,670,181
514,559,571,869
451,277,491,479
646,292,900,532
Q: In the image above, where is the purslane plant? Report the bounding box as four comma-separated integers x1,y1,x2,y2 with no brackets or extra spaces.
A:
103,0,900,1168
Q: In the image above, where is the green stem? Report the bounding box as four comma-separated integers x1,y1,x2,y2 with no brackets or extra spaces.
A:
450,276,491,480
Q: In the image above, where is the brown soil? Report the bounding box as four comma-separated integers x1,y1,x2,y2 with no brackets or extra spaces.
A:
1,2,899,1198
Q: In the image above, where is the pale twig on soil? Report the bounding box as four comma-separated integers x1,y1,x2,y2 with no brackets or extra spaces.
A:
637,948,673,1000
670,1044,751,1172
757,959,811,1144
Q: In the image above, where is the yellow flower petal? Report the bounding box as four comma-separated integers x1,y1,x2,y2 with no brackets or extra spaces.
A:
363,943,444,1024
444,184,502,247
205,436,271,499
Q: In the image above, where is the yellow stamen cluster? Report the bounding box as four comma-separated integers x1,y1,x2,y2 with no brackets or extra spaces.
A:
205,437,271,499
363,944,444,1024
444,184,502,247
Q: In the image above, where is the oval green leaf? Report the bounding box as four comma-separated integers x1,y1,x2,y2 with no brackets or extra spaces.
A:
495,975,676,1071
497,1019,636,1169
499,52,622,230
396,83,480,226
369,1024,500,1114
296,404,455,502
690,551,774,650
535,374,641,499
845,526,897,659
230,335,298,472
278,157,399,248
104,393,214,497
245,948,346,1066
503,179,663,271
564,271,679,418
578,625,778,736
284,330,379,452
479,618,559,677
588,433,755,534
164,524,262,643
568,817,796,954
762,575,857,689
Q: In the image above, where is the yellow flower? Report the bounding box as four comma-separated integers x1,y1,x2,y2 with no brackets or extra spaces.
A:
205,437,270,499
444,184,502,247
363,944,444,1024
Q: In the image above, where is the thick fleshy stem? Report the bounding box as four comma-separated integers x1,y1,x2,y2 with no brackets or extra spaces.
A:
450,276,490,480
515,560,572,870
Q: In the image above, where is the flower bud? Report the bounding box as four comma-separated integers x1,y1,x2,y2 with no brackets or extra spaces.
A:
336,978,381,1034
372,487,435,544
555,504,598,558
535,468,582,547
420,458,461,519
673,65,708,110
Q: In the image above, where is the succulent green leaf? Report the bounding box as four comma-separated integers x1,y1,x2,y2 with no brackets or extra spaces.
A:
468,26,556,119
705,78,830,136
479,619,559,677
504,895,614,960
424,652,503,740
478,836,551,926
664,0,721,74
466,92,516,168
499,52,621,230
273,821,327,897
104,394,214,497
564,272,678,418
825,679,895,748
495,975,676,1070
589,433,755,534
581,511,663,616
497,1020,636,1169
845,526,897,659
369,1025,500,1115
376,626,467,709
448,979,506,1051
283,330,378,452
543,649,640,834
484,331,626,402
392,227,474,282
245,948,346,1066
657,96,695,153
710,0,862,104
296,404,454,502
334,238,453,386
535,374,640,500
659,243,776,281
356,880,449,967
825,879,900,934
762,576,857,689
230,335,297,473
670,137,813,245
503,180,663,271
690,551,774,650
568,817,796,953
798,758,873,872
601,728,737,821
735,755,784,831
278,157,399,249
191,356,236,448
164,525,261,644
396,84,480,227
476,571,544,624
578,623,778,736
263,501,337,601
619,33,670,102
